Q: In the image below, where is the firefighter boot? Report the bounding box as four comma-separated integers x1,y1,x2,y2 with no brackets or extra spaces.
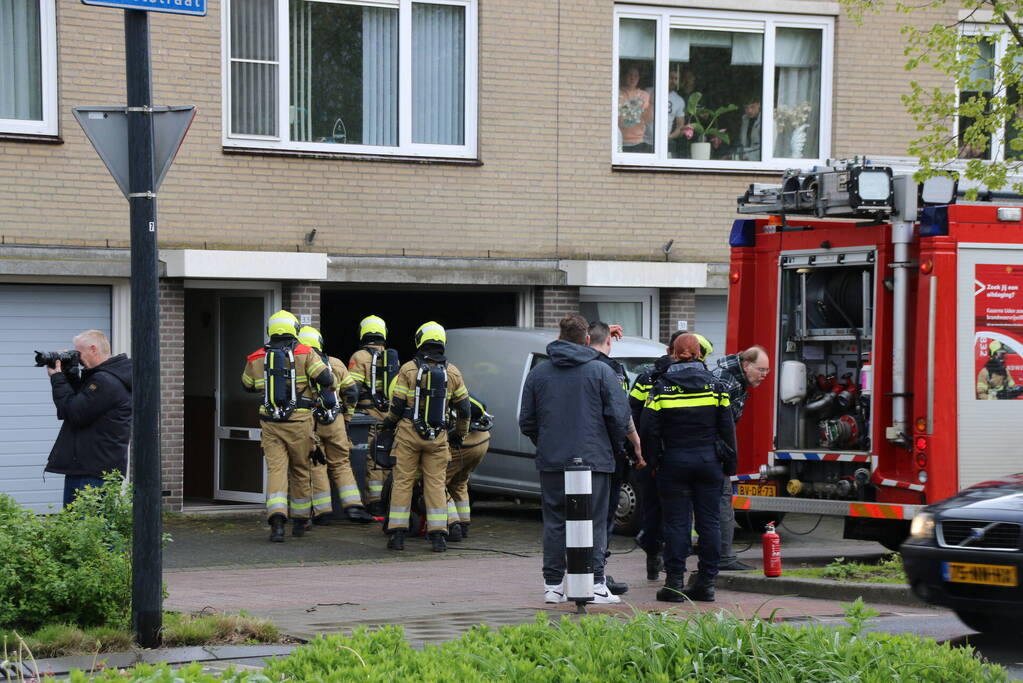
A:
345,506,375,524
459,522,470,539
646,551,664,581
430,531,447,553
655,572,686,603
387,529,406,550
366,500,386,517
447,523,463,542
292,519,311,537
269,515,286,543
681,572,716,602
312,514,332,526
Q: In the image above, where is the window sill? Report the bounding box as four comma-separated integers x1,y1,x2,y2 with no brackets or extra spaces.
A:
222,146,482,166
0,132,63,144
612,163,785,176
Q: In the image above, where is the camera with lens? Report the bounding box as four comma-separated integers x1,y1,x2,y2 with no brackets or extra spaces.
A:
34,350,81,371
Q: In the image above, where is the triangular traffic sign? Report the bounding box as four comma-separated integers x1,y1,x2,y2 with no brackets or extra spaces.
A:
72,105,196,199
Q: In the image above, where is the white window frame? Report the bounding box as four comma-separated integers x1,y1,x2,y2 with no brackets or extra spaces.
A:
957,24,1019,162
0,0,58,136
222,0,478,158
579,286,659,340
612,5,833,171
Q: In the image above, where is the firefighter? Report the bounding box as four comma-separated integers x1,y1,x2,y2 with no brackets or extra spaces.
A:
381,321,471,552
242,310,336,542
348,315,399,516
298,325,374,524
444,394,492,541
977,340,1017,399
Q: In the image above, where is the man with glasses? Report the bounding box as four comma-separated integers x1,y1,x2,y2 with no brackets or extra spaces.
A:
712,344,770,570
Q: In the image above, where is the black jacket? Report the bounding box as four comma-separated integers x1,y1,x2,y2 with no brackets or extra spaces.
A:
519,339,630,473
46,354,133,478
640,360,737,474
628,354,674,425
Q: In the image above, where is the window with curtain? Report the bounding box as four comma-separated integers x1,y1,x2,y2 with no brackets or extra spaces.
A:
0,0,56,135
226,0,476,157
956,28,1023,162
613,6,832,168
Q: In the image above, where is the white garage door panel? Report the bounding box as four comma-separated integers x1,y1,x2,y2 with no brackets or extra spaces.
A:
695,295,728,368
0,284,111,513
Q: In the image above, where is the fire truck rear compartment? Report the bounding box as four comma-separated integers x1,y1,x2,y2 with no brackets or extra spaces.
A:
775,255,876,499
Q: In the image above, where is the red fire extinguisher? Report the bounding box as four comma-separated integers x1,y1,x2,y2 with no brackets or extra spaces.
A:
762,521,782,577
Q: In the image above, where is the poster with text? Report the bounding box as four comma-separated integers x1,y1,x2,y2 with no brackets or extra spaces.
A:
975,264,1023,399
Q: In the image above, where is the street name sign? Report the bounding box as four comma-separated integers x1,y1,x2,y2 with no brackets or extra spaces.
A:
81,0,206,17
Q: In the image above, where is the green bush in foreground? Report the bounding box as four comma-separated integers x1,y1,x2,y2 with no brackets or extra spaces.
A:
50,603,1007,682
0,475,132,631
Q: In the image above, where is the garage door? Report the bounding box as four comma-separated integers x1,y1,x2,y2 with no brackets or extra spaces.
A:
0,284,112,513
695,295,728,368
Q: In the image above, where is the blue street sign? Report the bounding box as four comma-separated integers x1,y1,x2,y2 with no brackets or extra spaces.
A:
81,0,206,17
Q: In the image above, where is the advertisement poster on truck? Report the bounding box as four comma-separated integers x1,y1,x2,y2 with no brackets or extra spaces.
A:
974,264,1023,398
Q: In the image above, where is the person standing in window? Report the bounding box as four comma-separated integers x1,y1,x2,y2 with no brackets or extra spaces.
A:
736,100,762,161
618,65,653,153
643,69,687,156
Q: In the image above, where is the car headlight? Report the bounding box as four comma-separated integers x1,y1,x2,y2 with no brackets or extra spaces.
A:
909,512,935,540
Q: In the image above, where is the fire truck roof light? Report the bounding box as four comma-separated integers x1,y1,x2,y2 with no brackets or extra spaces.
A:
729,219,757,247
919,205,949,237
997,207,1022,222
920,175,958,205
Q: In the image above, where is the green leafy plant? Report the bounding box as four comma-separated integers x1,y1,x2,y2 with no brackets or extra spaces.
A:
683,91,738,145
0,474,132,632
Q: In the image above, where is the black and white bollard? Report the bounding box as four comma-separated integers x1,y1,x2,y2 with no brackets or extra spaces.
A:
564,458,594,613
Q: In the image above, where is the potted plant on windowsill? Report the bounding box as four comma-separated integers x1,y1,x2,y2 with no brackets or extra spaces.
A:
683,92,737,160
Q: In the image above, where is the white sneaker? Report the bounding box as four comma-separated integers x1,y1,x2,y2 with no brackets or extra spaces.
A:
544,582,566,603
591,582,621,604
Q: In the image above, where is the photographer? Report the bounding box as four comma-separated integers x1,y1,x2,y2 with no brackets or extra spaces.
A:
43,330,132,507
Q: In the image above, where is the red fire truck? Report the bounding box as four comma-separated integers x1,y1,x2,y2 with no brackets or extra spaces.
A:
727,162,1023,548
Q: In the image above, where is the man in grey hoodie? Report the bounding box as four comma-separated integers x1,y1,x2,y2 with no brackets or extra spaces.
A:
519,314,631,604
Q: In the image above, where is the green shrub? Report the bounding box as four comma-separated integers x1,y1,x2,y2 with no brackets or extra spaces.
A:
161,612,280,647
61,605,1005,682
0,475,132,631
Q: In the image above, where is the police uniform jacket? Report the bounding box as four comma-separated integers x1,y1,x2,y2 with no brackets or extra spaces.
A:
640,360,737,474
46,354,132,478
628,354,674,426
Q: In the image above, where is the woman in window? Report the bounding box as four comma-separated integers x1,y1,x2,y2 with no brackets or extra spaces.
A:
618,65,653,153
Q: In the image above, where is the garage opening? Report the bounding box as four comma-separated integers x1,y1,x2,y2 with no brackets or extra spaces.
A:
320,287,520,361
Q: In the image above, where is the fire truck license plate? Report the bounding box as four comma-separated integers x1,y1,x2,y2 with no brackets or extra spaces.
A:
942,562,1018,587
736,483,778,497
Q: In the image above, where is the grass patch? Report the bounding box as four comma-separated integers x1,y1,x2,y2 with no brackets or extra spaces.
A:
784,553,907,584
0,612,280,659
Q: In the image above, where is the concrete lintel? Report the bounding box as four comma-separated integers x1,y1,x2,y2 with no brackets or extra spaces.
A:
0,245,132,277
706,262,730,290
162,249,328,280
559,260,708,289
326,255,565,286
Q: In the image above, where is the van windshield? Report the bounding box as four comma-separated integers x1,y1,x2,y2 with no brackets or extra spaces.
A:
530,354,660,386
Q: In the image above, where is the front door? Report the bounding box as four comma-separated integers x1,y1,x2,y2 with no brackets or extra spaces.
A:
214,292,274,502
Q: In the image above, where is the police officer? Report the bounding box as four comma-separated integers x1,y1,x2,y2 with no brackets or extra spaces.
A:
298,326,374,524
381,322,471,552
242,310,336,542
348,315,398,515
444,394,492,541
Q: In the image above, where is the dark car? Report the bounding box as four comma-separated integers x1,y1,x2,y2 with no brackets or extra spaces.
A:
901,473,1023,635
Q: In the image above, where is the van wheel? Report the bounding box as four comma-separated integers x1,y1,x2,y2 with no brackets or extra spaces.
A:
613,471,643,537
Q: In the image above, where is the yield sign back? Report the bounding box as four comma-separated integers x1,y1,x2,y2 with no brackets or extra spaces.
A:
72,105,196,199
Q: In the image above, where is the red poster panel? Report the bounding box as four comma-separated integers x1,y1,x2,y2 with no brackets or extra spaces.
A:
975,264,1023,399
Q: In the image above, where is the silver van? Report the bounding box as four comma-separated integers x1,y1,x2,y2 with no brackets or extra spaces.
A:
445,327,666,534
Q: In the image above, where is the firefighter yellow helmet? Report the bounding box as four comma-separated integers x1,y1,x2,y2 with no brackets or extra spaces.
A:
298,325,323,351
267,310,300,338
693,333,714,361
989,340,1005,357
415,321,446,348
359,315,387,342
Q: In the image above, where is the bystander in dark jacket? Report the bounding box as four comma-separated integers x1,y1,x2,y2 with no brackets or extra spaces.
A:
46,331,132,506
